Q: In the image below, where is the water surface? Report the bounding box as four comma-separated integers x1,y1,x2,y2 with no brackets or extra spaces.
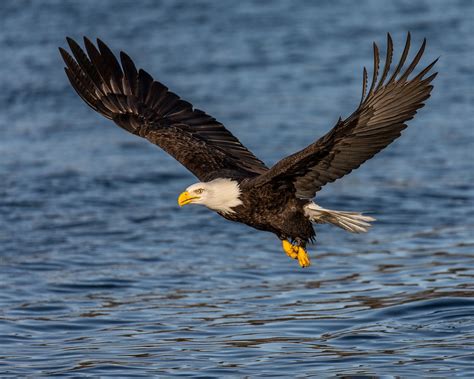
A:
1,0,473,376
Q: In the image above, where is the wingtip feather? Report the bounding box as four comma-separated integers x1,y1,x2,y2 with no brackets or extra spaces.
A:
359,66,368,106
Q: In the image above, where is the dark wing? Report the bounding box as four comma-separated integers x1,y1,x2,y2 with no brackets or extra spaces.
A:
253,33,437,198
59,37,268,181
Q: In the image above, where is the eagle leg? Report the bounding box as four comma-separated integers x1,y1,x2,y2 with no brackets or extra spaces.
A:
282,240,311,268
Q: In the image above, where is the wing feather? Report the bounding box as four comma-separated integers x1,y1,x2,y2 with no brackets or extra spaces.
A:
367,43,379,97
386,32,411,85
375,34,393,92
359,67,368,107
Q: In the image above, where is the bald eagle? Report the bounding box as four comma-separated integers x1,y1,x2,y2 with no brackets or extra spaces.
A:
59,33,437,268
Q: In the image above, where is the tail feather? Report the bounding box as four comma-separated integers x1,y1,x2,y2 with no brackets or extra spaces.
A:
304,203,375,233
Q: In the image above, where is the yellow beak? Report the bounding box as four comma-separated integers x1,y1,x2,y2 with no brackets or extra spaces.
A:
178,191,199,207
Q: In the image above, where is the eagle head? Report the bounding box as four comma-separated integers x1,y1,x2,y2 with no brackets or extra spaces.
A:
178,178,243,214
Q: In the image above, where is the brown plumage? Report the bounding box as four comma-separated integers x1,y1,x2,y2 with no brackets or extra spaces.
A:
60,33,437,267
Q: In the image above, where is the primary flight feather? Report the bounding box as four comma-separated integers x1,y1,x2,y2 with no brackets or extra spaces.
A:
60,33,436,267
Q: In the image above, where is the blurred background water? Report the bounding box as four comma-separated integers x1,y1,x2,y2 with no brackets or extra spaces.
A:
1,0,473,377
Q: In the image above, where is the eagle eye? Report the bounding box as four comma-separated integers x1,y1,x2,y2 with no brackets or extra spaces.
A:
195,188,204,194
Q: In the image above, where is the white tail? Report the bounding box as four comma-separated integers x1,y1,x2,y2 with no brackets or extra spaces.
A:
304,202,375,233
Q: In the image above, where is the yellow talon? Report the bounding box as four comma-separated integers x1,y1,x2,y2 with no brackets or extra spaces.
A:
297,247,311,268
282,240,298,259
282,240,311,267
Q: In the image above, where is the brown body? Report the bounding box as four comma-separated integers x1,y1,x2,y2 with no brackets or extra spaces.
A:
220,181,315,244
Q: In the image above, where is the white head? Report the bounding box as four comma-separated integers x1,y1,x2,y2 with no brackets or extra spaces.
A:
177,178,243,215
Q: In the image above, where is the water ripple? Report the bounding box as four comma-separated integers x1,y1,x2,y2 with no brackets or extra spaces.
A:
1,0,473,376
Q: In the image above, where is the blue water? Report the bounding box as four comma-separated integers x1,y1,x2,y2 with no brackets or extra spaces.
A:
1,0,473,376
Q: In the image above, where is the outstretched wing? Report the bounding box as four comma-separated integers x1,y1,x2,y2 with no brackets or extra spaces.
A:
253,33,437,198
59,37,268,181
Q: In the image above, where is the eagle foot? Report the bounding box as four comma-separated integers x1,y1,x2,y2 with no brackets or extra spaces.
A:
282,240,311,268
282,240,298,259
297,247,311,268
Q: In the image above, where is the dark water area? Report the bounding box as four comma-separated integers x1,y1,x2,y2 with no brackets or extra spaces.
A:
1,0,473,376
